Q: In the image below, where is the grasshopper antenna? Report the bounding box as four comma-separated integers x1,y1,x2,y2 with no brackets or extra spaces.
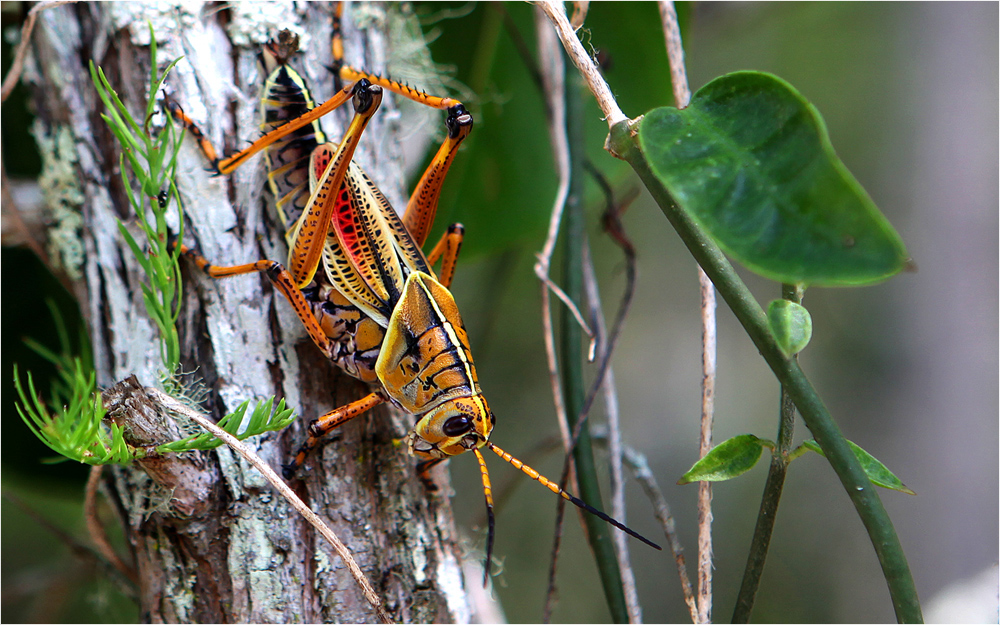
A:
472,449,496,587
475,441,661,585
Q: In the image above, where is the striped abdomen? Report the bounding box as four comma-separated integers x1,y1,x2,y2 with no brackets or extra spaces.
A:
260,63,327,239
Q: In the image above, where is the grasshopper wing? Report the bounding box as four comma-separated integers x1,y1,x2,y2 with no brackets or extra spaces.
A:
321,159,432,327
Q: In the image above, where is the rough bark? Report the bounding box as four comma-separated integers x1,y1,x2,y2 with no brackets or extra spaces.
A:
25,2,482,622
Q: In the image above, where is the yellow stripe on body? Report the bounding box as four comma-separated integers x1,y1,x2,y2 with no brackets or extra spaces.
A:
375,272,486,418
411,273,488,419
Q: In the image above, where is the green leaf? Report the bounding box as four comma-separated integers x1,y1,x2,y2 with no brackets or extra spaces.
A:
768,299,813,356
118,221,151,275
156,397,295,454
803,439,915,494
678,434,767,484
638,71,908,287
92,69,143,155
14,361,129,466
95,42,186,377
145,22,160,128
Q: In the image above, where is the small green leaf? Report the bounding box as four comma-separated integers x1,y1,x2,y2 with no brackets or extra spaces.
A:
678,434,767,484
157,396,295,453
638,71,908,286
118,222,151,275
145,23,159,126
768,299,813,356
803,439,915,494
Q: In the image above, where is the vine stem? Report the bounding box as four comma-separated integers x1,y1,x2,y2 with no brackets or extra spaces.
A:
537,2,922,622
537,10,572,617
732,284,803,622
535,5,634,620
533,1,595,348
537,1,713,620
534,15,578,620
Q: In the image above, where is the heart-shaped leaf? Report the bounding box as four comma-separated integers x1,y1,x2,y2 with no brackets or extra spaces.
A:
639,71,908,286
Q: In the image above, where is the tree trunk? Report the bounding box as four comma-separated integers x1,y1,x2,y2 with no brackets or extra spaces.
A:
26,2,485,622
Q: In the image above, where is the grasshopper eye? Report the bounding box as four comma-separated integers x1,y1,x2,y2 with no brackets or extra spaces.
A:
443,415,473,436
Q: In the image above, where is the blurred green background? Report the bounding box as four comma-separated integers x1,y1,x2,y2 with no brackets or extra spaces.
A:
4,2,997,622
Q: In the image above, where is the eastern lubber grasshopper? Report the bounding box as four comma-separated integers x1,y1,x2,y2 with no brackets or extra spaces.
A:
168,10,660,581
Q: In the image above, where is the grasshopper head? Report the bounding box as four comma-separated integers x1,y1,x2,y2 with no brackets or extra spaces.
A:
407,395,495,460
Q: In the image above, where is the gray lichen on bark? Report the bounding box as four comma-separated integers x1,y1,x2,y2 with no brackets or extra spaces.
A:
25,2,492,622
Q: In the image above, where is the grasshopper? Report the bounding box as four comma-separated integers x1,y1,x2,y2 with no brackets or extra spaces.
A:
170,13,660,581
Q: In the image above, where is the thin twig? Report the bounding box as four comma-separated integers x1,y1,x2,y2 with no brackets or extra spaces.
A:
586,163,644,622
537,9,623,619
546,223,640,622
145,389,393,625
2,492,138,600
542,488,566,624
535,0,626,127
503,1,608,359
658,2,716,621
0,1,75,103
732,284,803,623
532,5,595,349
589,426,698,622
540,73,648,623
540,287,570,445
535,11,572,620
658,0,691,109
695,269,716,625
547,197,643,621
536,264,595,345
84,465,138,584
535,2,573,457
582,240,641,623
622,444,699,623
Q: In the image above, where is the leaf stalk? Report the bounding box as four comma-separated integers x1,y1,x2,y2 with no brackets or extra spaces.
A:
732,284,802,622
